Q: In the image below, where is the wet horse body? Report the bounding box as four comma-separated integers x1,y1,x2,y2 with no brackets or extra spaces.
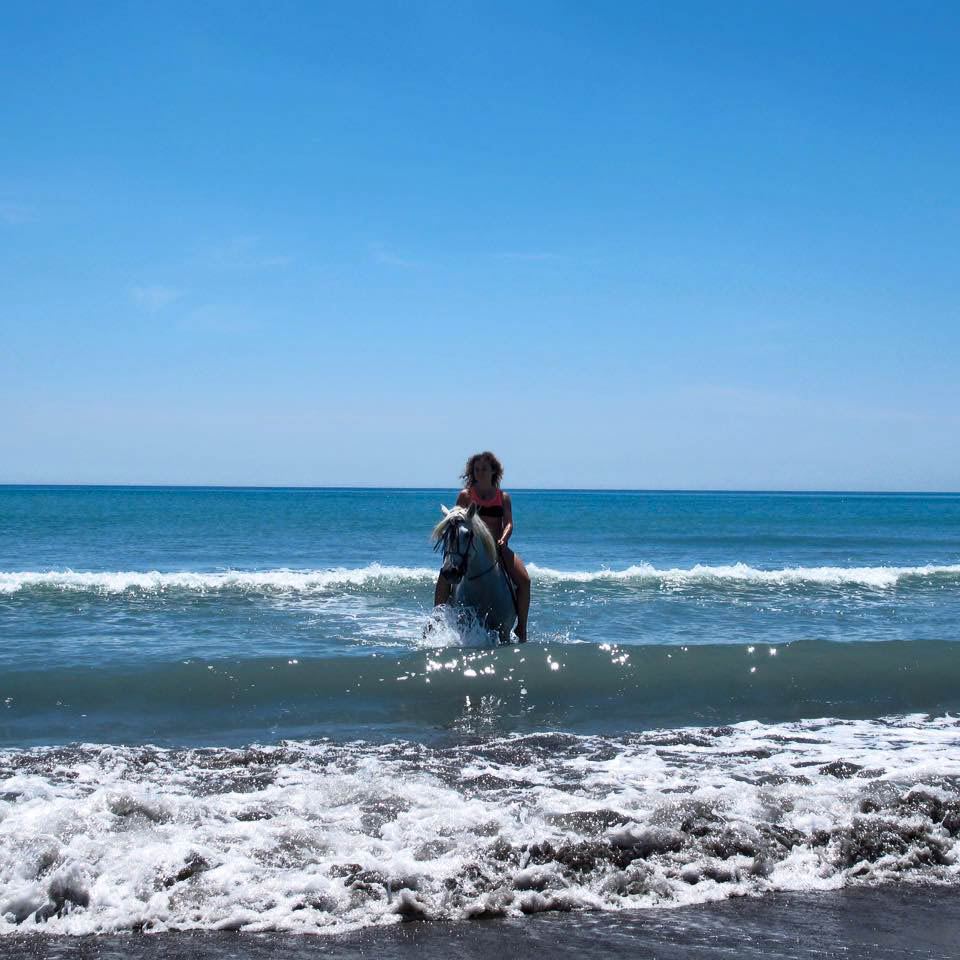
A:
432,504,518,644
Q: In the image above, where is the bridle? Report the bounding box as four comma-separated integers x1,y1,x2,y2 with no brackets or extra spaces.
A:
435,516,496,583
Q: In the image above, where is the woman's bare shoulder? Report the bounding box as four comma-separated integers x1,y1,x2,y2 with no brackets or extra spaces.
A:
455,488,471,506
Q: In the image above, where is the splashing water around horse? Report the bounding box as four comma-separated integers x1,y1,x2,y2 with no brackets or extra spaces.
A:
431,503,520,645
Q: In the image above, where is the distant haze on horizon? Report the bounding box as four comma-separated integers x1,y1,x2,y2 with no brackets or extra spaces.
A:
2,2,958,492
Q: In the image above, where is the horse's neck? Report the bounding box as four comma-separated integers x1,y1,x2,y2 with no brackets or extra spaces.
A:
465,530,494,575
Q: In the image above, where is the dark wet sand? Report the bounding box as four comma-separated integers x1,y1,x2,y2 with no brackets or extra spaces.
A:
4,887,959,960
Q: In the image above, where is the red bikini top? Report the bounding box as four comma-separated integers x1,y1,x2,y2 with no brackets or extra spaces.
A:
469,487,504,518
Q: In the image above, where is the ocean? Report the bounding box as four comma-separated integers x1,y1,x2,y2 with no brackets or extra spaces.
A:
1,486,959,954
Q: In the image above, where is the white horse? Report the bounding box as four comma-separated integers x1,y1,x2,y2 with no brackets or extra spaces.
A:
431,503,519,645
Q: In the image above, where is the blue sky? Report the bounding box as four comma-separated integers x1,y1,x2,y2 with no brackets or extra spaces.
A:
2,1,958,489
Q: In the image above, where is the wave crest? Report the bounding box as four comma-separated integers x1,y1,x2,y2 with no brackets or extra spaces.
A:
1,561,958,596
528,562,960,588
0,564,436,595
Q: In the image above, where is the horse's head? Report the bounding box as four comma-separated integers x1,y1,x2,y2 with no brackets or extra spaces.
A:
432,503,493,585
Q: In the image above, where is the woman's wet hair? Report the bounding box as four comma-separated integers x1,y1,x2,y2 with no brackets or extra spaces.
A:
461,451,504,488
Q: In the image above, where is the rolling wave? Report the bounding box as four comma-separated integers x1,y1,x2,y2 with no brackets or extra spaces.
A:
2,639,959,747
2,561,959,596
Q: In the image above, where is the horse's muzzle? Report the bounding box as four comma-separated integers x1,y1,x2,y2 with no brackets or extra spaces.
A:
441,566,463,584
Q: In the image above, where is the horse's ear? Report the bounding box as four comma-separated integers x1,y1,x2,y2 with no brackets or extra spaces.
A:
440,504,450,516
467,502,477,518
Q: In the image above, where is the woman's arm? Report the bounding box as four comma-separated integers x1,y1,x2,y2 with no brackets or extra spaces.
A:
456,488,470,508
499,492,514,548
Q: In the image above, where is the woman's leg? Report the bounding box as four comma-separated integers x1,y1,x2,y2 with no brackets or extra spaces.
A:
500,546,531,642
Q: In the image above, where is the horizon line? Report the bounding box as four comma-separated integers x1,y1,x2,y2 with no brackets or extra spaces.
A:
2,483,958,496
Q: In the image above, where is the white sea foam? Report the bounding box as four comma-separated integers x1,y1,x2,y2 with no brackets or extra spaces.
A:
0,565,437,595
1,562,958,596
1,716,959,935
527,562,960,588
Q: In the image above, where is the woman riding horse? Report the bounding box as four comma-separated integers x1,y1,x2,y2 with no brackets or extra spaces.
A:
434,451,531,642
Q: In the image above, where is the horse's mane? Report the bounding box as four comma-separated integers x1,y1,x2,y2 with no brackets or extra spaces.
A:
431,505,496,560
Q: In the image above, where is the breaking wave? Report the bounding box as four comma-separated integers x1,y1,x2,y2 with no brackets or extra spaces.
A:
527,562,960,588
2,716,959,935
2,562,959,596
0,565,436,595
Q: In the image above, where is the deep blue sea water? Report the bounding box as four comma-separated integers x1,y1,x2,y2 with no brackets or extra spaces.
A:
2,486,959,937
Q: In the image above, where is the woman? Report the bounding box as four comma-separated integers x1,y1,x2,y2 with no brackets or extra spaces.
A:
434,450,531,642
